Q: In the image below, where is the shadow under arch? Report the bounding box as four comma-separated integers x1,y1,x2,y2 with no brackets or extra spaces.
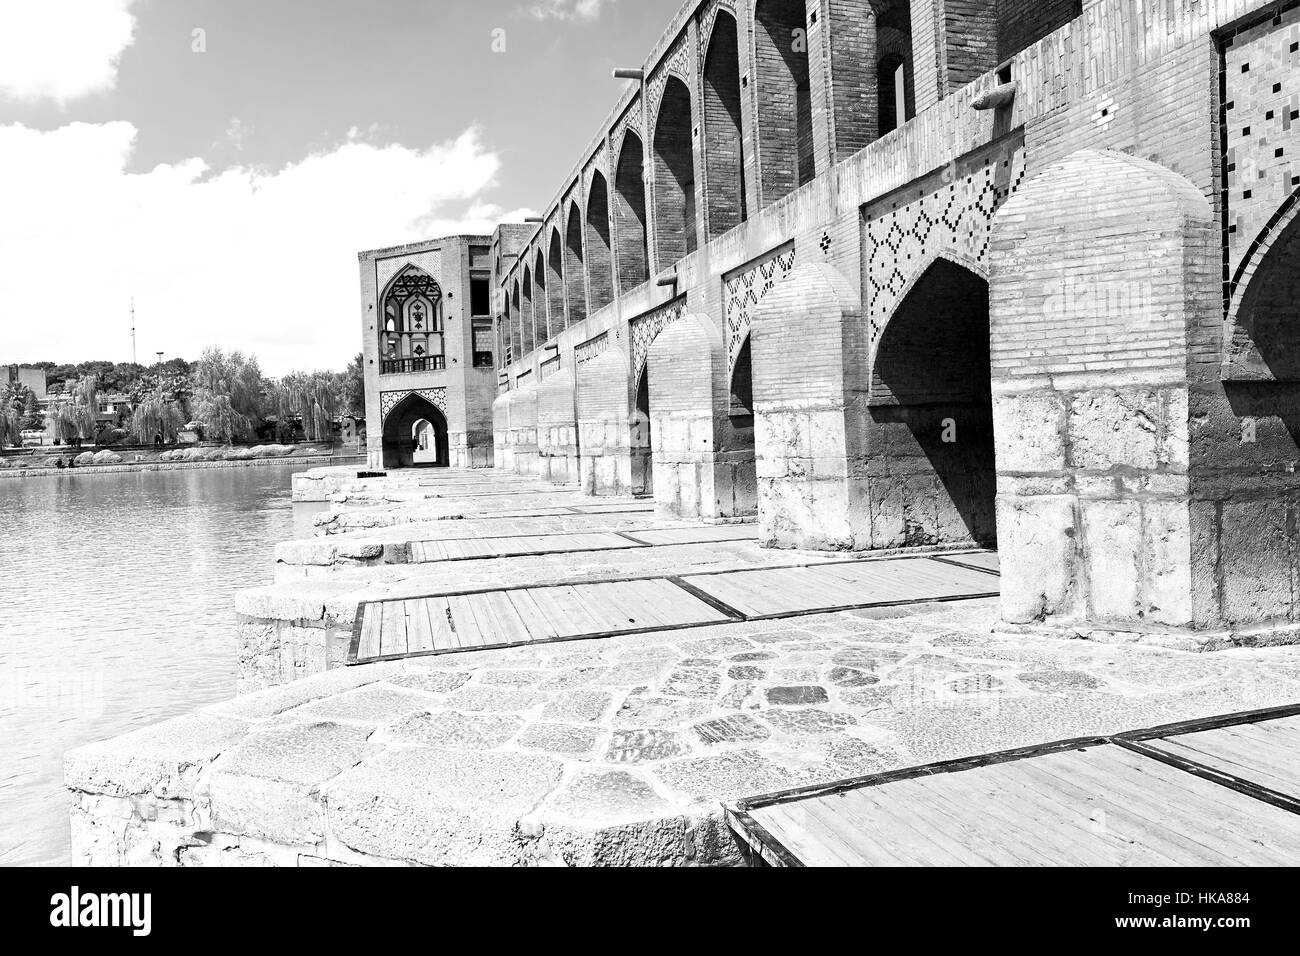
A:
869,256,995,548
383,393,448,469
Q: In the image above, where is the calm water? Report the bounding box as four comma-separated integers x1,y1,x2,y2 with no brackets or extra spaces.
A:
0,463,326,866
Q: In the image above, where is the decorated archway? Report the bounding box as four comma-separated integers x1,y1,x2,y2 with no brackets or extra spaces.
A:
382,392,448,468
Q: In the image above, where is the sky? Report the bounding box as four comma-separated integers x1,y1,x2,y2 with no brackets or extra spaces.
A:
0,0,680,375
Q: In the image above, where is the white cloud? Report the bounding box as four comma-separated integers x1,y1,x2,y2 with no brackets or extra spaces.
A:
0,0,137,103
527,0,617,22
0,122,532,374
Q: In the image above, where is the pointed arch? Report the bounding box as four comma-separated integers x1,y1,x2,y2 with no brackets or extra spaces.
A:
652,76,698,267
382,393,448,468
547,227,567,333
510,279,522,363
754,0,814,205
379,265,445,374
533,249,550,342
521,264,536,356
703,10,747,239
565,202,588,325
614,131,650,293
586,171,615,312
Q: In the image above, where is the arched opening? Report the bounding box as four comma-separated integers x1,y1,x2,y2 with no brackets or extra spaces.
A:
586,171,615,312
547,229,566,332
521,265,535,356
754,0,814,206
534,250,551,343
633,365,653,497
652,76,698,267
703,11,747,239
870,258,994,547
383,394,449,469
614,132,650,293
1229,208,1300,380
730,337,754,416
565,203,588,326
510,281,522,362
875,1,915,136
378,266,445,374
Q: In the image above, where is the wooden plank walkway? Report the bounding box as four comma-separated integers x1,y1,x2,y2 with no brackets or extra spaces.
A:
406,525,760,563
728,705,1300,867
352,577,733,662
350,551,1002,663
680,557,999,619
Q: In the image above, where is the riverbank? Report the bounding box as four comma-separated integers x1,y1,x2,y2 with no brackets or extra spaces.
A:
0,453,363,480
64,467,1300,866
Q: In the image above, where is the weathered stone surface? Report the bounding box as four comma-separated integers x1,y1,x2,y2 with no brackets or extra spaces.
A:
606,729,685,763
293,686,437,725
761,708,858,737
692,714,771,745
613,696,712,727
387,711,523,749
765,686,829,706
661,667,722,699
65,715,250,799
385,671,474,695
828,666,879,687
325,747,564,866
653,750,799,804
442,687,544,713
1018,670,1105,692
728,666,767,681
517,723,603,756
540,689,614,724
209,722,375,845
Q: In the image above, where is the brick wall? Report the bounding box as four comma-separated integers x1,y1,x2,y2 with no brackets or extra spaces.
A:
703,10,748,239
754,0,815,205
996,0,1080,62
614,134,651,293
652,77,699,267
546,230,567,332
585,173,616,312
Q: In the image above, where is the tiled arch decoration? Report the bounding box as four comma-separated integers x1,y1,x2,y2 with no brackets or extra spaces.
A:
1219,2,1300,317
380,387,447,423
862,137,1026,346
611,98,644,161
631,297,688,379
648,36,692,121
723,243,798,371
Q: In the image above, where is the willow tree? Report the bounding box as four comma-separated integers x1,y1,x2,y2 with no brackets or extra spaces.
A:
129,389,184,444
194,391,251,444
0,388,20,448
44,375,98,443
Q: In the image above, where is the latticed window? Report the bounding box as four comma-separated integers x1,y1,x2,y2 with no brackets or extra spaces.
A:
380,266,446,374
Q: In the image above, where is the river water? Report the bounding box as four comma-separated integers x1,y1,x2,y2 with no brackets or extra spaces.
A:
0,463,326,866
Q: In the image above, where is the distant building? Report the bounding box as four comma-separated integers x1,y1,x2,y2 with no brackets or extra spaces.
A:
5,365,46,401
358,235,502,469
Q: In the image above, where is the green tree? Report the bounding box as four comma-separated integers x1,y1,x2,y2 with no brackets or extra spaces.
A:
344,352,365,418
193,391,250,444
44,374,98,444
129,389,185,444
20,389,41,430
0,385,21,448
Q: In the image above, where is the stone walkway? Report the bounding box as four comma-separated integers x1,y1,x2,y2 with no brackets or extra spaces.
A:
65,467,1300,866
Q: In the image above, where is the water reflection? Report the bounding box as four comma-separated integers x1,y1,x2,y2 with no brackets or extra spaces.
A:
0,463,325,866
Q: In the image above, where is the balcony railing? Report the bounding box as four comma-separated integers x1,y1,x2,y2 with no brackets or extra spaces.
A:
381,356,445,375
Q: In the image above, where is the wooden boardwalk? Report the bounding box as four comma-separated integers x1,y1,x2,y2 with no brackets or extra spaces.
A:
348,551,1000,664
727,706,1300,867
406,524,760,563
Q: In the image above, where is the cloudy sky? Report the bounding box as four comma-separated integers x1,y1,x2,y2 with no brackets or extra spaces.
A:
0,0,678,375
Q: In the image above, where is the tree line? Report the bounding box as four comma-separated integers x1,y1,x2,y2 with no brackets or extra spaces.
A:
1,349,365,448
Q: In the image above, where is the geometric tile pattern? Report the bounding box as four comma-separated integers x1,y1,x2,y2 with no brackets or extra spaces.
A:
723,243,797,370
862,143,1026,345
380,387,447,423
631,297,688,379
1220,2,1300,315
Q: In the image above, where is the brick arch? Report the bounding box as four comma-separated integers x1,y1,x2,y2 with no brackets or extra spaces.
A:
564,202,588,326
546,228,566,334
510,280,522,361
989,148,1224,636
576,345,644,495
521,265,535,356
537,367,579,485
585,170,615,312
614,131,650,293
703,8,746,240
534,249,551,342
1223,187,1300,380
869,248,989,360
652,75,698,267
753,0,814,206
